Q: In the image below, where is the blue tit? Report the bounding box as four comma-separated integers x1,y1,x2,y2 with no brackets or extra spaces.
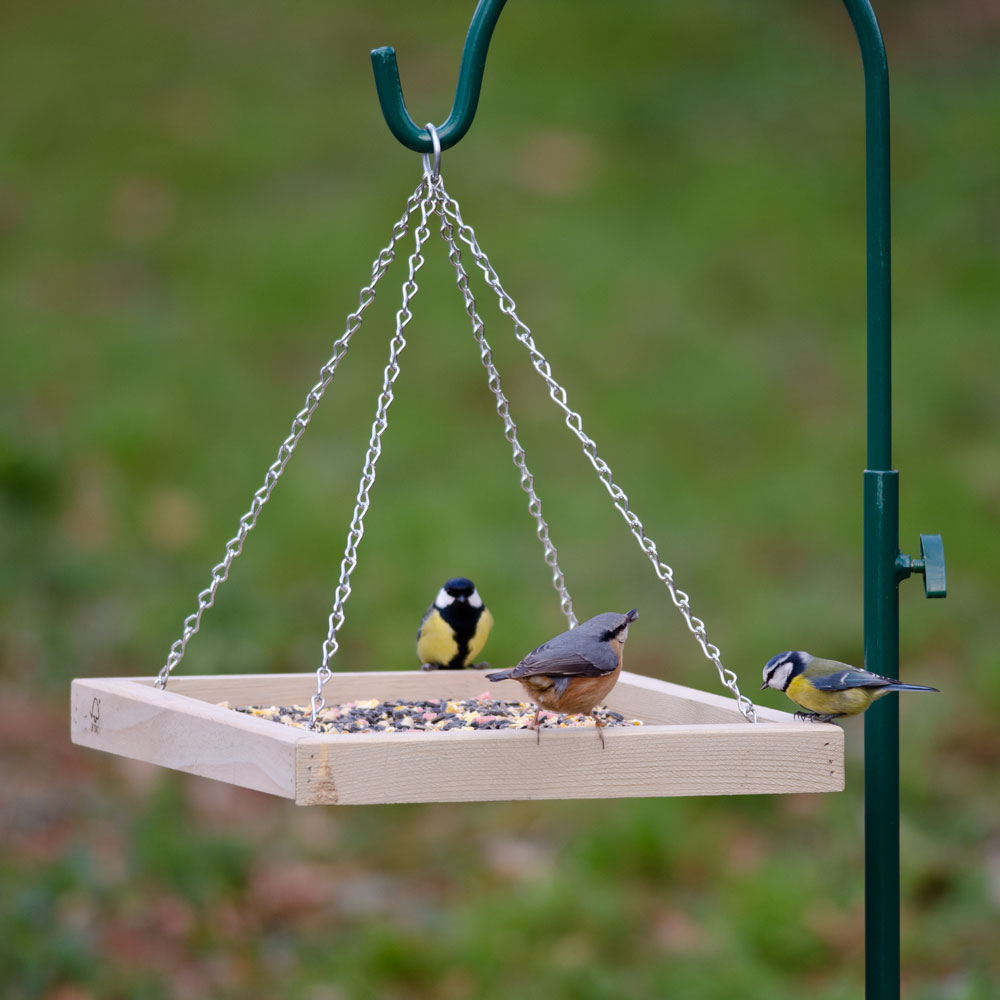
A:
417,577,494,670
761,650,939,722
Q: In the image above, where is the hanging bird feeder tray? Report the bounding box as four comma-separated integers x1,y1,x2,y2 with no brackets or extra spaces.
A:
70,4,845,805
68,159,844,803
70,671,841,806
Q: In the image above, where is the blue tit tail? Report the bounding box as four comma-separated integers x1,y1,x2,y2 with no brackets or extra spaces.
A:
884,682,939,693
485,669,513,682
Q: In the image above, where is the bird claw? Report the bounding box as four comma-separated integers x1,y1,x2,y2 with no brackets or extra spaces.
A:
527,717,541,745
794,711,842,724
420,661,492,671
591,711,607,750
527,710,553,744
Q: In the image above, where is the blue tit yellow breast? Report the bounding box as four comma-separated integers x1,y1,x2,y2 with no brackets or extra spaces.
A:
416,609,460,667
786,674,879,716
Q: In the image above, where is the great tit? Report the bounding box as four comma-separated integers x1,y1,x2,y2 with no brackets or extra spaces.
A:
417,577,493,670
761,650,939,722
487,609,638,747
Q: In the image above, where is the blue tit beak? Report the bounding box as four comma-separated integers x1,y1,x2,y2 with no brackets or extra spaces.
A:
760,680,768,690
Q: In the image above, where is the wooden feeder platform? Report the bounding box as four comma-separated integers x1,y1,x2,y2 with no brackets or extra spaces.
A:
70,670,844,805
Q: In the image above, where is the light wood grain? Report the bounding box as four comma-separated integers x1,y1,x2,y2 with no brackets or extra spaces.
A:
295,722,843,805
138,669,503,707
71,677,299,798
605,672,793,725
71,672,844,805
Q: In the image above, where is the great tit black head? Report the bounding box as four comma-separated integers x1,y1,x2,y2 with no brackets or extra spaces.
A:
761,650,810,691
437,577,483,609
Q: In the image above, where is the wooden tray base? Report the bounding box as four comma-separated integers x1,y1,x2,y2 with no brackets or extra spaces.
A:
70,670,844,805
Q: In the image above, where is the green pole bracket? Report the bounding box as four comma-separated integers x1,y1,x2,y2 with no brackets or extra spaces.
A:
370,0,509,153
896,533,947,597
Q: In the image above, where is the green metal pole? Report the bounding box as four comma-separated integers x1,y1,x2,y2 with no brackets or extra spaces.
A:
863,467,899,1000
841,2,899,998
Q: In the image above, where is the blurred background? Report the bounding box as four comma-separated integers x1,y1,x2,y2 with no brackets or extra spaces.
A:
2,0,998,996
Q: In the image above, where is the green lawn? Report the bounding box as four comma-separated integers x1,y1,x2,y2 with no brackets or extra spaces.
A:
2,1,999,997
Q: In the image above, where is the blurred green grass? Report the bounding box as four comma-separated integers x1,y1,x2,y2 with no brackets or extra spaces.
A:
2,0,999,997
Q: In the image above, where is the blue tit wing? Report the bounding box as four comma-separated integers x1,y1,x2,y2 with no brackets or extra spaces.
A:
805,667,896,692
509,631,618,678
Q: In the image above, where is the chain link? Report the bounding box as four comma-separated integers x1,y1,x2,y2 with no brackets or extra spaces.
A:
432,181,577,628
436,182,758,723
155,181,428,690
309,178,436,725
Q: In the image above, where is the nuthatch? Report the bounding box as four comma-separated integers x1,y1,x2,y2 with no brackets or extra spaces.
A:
761,650,938,722
487,609,638,748
417,578,493,670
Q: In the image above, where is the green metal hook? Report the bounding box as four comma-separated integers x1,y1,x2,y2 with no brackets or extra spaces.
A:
370,0,509,153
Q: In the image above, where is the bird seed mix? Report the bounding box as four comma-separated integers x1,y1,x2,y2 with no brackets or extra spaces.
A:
229,694,643,735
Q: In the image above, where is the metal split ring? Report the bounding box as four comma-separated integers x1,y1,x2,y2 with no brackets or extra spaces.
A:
421,122,442,180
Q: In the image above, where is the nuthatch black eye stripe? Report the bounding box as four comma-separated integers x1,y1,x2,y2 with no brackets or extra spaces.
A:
601,608,639,643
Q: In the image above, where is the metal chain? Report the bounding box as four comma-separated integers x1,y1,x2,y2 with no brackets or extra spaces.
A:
432,178,577,628
157,148,757,724
436,182,759,723
309,176,436,725
155,180,428,690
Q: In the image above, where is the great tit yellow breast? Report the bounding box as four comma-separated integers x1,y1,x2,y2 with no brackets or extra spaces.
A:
466,606,493,663
416,608,461,667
